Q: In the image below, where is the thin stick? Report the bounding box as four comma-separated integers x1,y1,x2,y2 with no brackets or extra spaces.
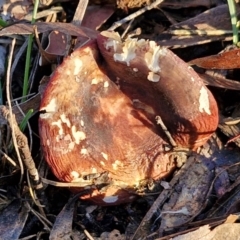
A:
156,115,177,148
5,38,24,184
41,177,93,187
1,106,43,189
24,6,63,21
108,0,164,31
121,19,134,39
15,101,33,151
72,0,89,26
25,202,52,231
167,29,233,36
0,149,17,167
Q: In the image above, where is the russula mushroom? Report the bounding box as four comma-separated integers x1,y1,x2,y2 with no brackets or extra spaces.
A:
97,31,219,149
39,32,218,205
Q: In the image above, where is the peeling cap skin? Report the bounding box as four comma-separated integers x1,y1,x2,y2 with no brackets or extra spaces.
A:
39,40,176,205
97,31,219,149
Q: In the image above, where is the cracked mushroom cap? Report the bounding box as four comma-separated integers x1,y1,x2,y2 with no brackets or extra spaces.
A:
39,33,218,205
39,40,175,205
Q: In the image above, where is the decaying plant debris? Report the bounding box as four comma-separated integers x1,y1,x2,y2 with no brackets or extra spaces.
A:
1,0,240,239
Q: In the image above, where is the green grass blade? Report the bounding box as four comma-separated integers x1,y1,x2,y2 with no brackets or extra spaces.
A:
227,0,239,45
22,0,39,102
19,109,34,131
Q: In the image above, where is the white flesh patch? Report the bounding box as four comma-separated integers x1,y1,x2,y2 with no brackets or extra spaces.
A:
199,86,211,115
101,152,108,160
81,148,88,155
91,167,97,173
71,125,86,144
103,195,118,203
52,119,63,135
73,58,82,75
91,78,102,85
80,120,84,127
42,98,57,112
100,161,105,166
70,171,80,179
133,68,138,72
104,81,109,88
147,72,160,82
60,114,71,128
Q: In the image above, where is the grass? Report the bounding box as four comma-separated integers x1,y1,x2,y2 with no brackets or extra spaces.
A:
227,0,239,46
22,0,40,102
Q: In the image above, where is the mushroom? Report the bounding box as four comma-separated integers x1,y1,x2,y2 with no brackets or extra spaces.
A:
39,32,218,205
97,31,219,149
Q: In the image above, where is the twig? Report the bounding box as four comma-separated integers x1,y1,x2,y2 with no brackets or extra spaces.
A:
156,115,177,148
15,101,33,151
41,177,93,187
84,230,95,240
108,0,165,31
121,19,134,39
5,38,24,184
25,201,52,231
24,6,63,21
0,106,43,189
26,171,45,208
11,38,28,80
72,0,89,27
167,29,233,36
0,149,17,167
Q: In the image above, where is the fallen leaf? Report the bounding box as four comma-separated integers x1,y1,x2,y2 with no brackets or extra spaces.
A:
49,195,77,240
0,199,28,239
171,223,240,240
81,5,114,30
190,48,240,69
158,4,237,48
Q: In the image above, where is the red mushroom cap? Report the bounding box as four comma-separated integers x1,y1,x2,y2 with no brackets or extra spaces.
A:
97,31,219,149
39,32,218,205
39,40,175,205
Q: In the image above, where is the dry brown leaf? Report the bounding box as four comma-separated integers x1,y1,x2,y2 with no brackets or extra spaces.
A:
170,223,240,240
190,48,240,69
81,5,115,30
0,199,29,239
39,31,70,66
199,72,240,90
158,4,237,48
49,196,77,240
159,156,215,231
0,22,98,40
161,0,222,8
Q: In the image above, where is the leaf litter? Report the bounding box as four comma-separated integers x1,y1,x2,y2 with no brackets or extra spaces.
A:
1,0,240,239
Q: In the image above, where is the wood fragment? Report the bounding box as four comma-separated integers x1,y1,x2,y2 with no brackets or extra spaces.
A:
0,106,42,189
